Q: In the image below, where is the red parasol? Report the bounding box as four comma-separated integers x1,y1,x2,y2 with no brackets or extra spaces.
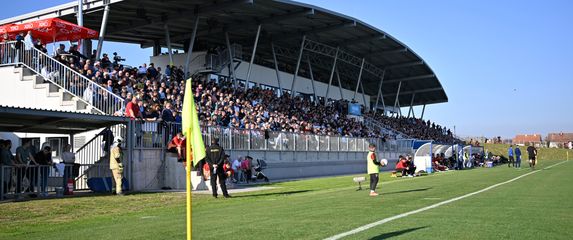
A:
0,18,98,43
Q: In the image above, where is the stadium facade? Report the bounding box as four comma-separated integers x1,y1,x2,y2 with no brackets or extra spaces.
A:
0,0,449,195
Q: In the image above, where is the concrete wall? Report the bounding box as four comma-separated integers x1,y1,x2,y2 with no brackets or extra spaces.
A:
150,53,371,108
156,149,401,190
131,149,163,191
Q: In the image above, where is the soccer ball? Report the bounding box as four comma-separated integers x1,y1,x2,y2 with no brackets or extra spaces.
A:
380,159,388,166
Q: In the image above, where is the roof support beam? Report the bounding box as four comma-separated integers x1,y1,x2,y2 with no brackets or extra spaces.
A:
421,104,426,119
325,47,339,105
393,81,402,116
374,70,386,114
335,69,344,101
164,24,174,66
271,42,283,96
353,58,365,101
227,32,237,91
367,48,408,58
246,24,262,89
306,56,318,106
407,93,416,118
290,35,306,93
184,14,200,78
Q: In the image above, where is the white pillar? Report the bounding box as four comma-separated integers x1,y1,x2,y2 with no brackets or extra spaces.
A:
245,24,262,89
290,35,306,93
184,15,200,78
95,4,110,60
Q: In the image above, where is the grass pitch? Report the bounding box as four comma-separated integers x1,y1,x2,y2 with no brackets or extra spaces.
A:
1,157,572,239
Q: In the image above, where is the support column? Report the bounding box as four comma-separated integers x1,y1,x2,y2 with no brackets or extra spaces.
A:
306,56,317,105
407,93,416,118
164,24,174,67
290,35,306,93
353,58,365,101
393,81,402,116
225,32,237,89
421,104,426,119
374,70,386,113
271,42,283,95
184,15,200,78
324,47,339,106
77,0,84,54
95,4,110,60
359,81,367,107
245,24,262,89
335,69,344,101
153,41,161,56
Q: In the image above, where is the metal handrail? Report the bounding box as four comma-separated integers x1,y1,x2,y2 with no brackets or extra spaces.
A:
0,41,125,115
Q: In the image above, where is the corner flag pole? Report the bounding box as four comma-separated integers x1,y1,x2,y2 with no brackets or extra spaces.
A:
186,128,192,240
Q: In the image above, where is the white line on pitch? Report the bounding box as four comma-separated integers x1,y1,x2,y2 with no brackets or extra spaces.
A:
324,161,569,240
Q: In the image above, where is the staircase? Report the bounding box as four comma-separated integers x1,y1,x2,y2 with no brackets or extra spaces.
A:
0,41,124,115
0,66,92,112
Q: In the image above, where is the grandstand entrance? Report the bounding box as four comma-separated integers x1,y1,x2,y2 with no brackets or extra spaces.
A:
0,106,131,200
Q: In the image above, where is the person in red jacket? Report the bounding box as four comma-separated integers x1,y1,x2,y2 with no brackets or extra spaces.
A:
167,132,186,162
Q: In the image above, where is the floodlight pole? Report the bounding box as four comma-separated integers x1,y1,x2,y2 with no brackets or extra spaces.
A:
306,56,318,105
374,70,386,114
95,4,110,60
271,42,283,96
184,15,200,78
407,93,416,118
164,24,174,67
245,24,262,89
353,58,365,101
335,69,344,101
325,47,339,106
291,35,306,94
393,81,402,116
226,32,237,90
421,104,426,119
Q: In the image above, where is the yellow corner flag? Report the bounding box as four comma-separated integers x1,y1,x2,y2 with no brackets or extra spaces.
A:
182,77,206,240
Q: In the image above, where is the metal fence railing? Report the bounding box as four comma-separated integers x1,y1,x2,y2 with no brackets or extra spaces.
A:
0,41,125,115
133,121,414,154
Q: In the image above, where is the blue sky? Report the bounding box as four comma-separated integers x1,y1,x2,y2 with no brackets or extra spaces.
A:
2,0,572,138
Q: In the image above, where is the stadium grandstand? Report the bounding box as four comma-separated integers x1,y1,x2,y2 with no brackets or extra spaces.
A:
0,0,458,197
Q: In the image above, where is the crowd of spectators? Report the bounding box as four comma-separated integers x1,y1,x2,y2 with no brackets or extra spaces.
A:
25,36,457,142
365,113,458,143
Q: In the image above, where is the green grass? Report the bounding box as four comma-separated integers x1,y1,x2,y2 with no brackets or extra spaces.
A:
1,158,572,240
484,143,573,161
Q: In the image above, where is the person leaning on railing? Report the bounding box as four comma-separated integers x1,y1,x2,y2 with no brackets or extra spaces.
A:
61,144,76,193
0,140,15,195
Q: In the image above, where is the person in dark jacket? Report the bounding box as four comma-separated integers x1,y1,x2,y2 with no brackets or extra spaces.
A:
514,146,522,168
205,138,230,198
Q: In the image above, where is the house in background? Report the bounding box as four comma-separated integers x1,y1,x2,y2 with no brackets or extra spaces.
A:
546,133,573,149
512,134,542,147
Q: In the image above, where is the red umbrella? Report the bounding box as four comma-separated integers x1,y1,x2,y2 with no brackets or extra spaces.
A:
0,18,98,43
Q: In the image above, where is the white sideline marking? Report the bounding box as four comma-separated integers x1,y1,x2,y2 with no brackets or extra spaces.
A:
324,161,569,240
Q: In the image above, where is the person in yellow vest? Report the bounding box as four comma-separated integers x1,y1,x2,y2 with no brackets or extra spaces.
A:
110,136,125,195
367,143,385,196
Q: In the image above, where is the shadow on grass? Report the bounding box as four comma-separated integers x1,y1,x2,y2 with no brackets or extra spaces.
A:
233,190,312,198
383,187,432,195
368,226,428,239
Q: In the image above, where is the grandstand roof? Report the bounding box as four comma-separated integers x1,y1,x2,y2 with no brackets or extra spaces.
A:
0,106,128,134
0,0,448,107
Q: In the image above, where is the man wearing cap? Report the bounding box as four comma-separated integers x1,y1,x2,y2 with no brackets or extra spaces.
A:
205,138,230,198
110,137,124,195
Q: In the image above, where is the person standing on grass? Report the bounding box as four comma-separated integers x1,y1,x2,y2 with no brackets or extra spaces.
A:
367,143,382,197
514,146,522,168
527,145,537,170
109,137,125,195
205,138,230,198
507,145,514,168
